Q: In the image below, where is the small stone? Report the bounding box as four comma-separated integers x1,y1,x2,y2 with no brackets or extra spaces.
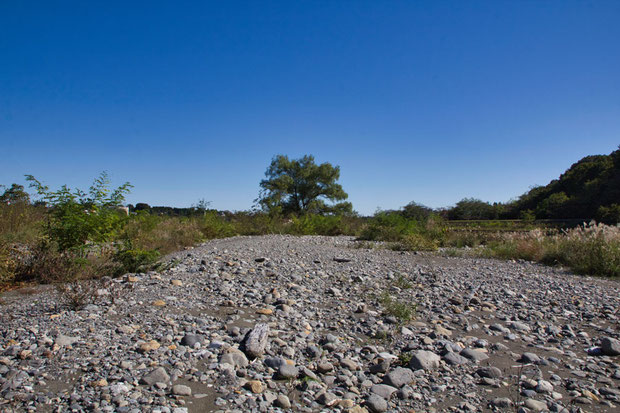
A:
491,398,513,408
256,308,273,315
476,367,502,379
409,350,441,371
535,380,553,394
340,358,360,371
245,380,264,394
55,335,79,347
519,352,541,364
601,337,620,356
241,323,269,359
317,392,338,406
443,351,469,365
220,350,249,368
581,389,599,402
524,398,548,411
172,384,192,396
276,364,298,379
383,367,415,388
139,340,160,352
370,384,397,399
460,348,489,362
152,300,166,307
317,362,334,373
366,394,388,412
180,334,203,347
140,367,169,386
91,378,108,387
170,280,183,286
275,394,291,408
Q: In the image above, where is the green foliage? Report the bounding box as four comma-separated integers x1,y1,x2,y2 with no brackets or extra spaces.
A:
380,292,416,321
0,184,30,205
447,198,499,220
26,172,132,253
401,201,433,220
258,154,352,215
200,211,236,239
113,242,160,274
392,233,438,251
393,274,412,289
596,204,620,225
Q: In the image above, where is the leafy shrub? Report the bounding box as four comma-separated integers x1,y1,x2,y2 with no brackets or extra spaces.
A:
26,173,132,253
113,243,160,274
201,211,236,239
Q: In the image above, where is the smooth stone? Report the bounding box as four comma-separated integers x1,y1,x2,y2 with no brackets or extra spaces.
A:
601,337,620,356
460,348,489,362
370,384,398,399
366,394,388,412
524,398,548,411
140,367,169,386
409,350,441,371
276,364,298,379
383,367,415,388
476,367,502,379
171,384,192,396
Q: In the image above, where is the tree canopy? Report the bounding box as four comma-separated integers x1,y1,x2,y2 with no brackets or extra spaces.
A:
257,155,352,215
0,184,30,204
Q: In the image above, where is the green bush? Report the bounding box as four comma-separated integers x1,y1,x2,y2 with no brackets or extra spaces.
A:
113,243,160,274
201,211,236,239
26,172,132,253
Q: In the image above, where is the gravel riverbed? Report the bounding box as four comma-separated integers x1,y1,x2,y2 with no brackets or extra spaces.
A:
1,235,619,413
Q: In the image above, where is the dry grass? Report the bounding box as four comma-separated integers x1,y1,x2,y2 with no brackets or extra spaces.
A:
482,223,620,277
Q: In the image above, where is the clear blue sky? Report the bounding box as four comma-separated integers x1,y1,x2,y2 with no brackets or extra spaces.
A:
1,1,618,215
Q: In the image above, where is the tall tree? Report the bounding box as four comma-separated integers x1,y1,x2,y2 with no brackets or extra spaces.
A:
0,184,30,204
257,155,352,215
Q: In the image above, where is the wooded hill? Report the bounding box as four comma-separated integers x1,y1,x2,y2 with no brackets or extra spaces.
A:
508,146,620,222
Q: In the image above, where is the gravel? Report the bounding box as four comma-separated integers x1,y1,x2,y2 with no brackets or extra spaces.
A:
1,234,619,412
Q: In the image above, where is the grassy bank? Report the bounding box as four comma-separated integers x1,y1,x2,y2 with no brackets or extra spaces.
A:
2,201,618,290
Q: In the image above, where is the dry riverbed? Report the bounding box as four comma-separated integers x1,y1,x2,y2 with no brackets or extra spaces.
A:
1,235,619,413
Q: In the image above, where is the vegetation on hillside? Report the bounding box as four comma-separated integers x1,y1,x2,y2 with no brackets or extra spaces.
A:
438,146,620,222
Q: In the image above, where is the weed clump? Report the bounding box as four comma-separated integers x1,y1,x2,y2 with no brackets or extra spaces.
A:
380,292,416,322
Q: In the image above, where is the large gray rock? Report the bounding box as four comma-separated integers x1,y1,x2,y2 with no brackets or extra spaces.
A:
140,367,169,385
601,337,620,356
382,367,415,388
241,323,270,359
409,350,441,371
